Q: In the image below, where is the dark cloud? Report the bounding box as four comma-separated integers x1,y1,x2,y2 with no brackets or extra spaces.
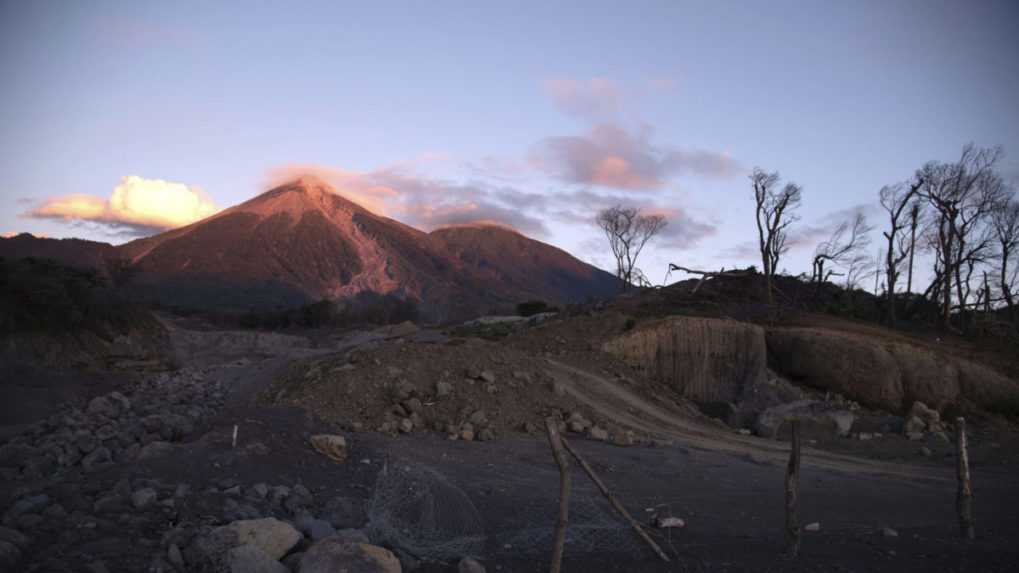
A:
530,123,741,191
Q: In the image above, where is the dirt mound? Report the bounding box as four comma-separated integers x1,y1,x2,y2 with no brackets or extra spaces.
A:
261,335,652,444
766,327,1019,413
601,316,766,404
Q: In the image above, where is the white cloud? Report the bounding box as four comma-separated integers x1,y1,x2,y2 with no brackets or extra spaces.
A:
28,176,219,232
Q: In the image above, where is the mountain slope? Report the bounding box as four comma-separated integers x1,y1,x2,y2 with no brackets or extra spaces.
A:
4,178,618,320
430,224,618,304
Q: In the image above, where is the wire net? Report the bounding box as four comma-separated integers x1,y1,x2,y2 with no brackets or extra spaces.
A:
366,459,487,560
365,457,647,561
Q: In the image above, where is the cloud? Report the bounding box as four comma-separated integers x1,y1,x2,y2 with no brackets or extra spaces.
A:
531,123,741,190
784,203,878,250
543,77,622,121
27,176,218,234
265,164,550,236
2,231,16,238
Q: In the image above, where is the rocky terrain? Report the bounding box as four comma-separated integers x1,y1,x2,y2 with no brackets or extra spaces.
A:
2,305,1018,572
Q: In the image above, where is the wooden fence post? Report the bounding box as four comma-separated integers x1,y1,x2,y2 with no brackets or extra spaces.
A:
956,417,975,541
545,417,572,573
785,420,801,558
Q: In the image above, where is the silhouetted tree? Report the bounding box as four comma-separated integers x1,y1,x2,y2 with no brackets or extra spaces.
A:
751,168,802,303
991,192,1019,322
812,211,872,285
918,144,1007,329
595,206,667,291
879,178,923,324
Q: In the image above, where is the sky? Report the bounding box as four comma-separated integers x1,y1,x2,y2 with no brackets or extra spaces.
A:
2,0,1018,288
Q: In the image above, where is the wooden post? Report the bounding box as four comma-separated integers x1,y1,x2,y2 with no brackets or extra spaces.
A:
956,417,975,541
560,437,671,562
545,417,571,573
785,420,801,558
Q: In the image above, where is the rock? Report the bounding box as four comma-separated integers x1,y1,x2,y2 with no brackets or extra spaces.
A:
932,431,950,444
468,410,487,426
0,526,29,549
460,430,475,442
216,518,302,560
458,556,486,573
332,528,371,544
398,418,414,434
904,416,926,435
435,381,453,398
227,543,289,573
907,432,924,441
167,543,185,567
655,516,686,529
81,447,112,472
478,370,496,383
402,398,423,414
131,488,158,509
75,431,98,454
478,428,495,442
7,495,49,519
613,430,637,446
310,435,348,463
827,411,855,437
587,427,609,441
109,391,132,412
804,522,821,532
93,494,126,514
87,396,121,419
0,540,21,570
281,552,304,572
919,446,932,457
881,527,899,538
137,441,175,460
484,383,498,394
296,516,336,541
247,483,270,501
300,537,401,573
858,432,874,441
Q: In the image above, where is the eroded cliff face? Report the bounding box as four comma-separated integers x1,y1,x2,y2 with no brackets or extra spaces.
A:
603,316,1019,414
765,327,1019,412
601,316,767,404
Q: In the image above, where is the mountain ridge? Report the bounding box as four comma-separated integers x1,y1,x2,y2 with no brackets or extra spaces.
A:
2,178,618,320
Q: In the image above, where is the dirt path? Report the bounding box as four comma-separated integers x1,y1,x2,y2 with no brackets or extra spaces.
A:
545,359,953,481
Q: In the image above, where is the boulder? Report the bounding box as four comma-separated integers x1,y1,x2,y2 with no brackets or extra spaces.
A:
435,381,453,398
87,396,121,419
81,447,112,472
300,537,401,573
310,435,348,463
227,544,289,573
0,540,22,571
587,427,609,441
215,518,301,560
755,401,853,440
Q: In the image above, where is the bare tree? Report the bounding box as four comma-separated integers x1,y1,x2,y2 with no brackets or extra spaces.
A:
844,252,876,291
918,144,1007,329
991,193,1019,322
812,211,872,285
880,178,923,323
595,206,667,291
905,201,923,294
751,168,802,303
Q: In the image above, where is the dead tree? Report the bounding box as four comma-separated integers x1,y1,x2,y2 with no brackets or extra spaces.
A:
906,202,923,294
918,144,1007,329
596,206,667,292
545,417,571,573
666,264,754,294
990,194,1019,323
812,211,872,286
751,168,802,304
880,179,923,323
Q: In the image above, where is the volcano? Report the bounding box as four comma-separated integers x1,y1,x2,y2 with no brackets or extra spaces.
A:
4,178,617,320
